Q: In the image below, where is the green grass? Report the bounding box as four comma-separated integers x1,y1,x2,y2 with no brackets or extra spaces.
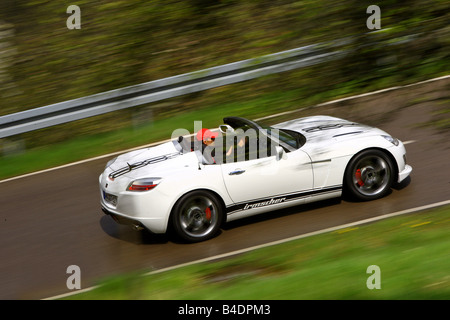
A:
0,83,348,180
0,89,294,179
2,0,448,180
1,69,448,181
65,205,450,300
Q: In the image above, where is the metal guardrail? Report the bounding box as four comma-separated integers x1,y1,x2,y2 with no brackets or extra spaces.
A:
0,40,349,138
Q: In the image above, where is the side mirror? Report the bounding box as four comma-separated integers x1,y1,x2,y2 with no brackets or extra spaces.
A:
275,146,284,161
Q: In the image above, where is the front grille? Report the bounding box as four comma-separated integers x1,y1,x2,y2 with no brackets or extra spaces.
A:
103,191,118,207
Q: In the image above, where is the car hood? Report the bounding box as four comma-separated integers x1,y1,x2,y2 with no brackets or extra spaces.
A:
273,115,384,142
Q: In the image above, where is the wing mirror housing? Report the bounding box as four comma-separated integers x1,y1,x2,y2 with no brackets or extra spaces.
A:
275,146,284,161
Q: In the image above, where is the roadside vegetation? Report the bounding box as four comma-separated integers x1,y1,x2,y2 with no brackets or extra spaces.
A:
1,2,448,301
0,1,449,179
64,205,450,300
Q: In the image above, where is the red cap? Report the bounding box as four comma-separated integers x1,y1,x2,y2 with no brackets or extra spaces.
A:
196,128,218,141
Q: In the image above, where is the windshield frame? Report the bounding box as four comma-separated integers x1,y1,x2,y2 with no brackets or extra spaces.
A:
223,116,305,153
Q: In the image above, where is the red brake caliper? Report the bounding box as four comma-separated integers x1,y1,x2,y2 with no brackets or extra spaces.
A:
355,169,364,186
205,207,211,220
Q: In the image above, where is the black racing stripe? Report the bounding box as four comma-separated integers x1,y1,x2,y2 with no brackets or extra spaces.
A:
226,185,342,214
228,184,342,207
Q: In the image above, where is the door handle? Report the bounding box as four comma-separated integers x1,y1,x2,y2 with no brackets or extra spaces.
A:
229,169,245,176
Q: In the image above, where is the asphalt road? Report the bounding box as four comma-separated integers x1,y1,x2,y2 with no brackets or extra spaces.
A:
0,77,448,299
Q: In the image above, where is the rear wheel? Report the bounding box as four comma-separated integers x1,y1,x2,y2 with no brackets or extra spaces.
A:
344,149,395,201
170,190,223,243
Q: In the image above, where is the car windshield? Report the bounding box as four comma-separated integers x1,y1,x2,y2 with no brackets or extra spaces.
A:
172,117,307,165
261,126,305,150
223,117,305,151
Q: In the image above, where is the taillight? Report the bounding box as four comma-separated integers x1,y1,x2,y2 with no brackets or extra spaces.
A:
128,184,157,191
127,178,162,192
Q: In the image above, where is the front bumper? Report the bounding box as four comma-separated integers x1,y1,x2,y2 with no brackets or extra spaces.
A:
398,164,412,183
387,140,412,184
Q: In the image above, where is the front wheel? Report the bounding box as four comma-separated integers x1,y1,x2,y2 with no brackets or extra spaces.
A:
170,190,223,243
344,149,395,201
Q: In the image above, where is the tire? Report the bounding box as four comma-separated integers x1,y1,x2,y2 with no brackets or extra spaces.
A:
170,190,223,243
344,149,395,201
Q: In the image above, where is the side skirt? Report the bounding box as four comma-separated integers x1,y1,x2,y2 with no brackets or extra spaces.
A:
225,185,342,220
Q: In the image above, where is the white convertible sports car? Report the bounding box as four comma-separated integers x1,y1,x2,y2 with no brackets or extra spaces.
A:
99,116,412,242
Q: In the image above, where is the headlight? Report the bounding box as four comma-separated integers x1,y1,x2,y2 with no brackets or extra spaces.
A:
127,178,162,192
382,135,399,146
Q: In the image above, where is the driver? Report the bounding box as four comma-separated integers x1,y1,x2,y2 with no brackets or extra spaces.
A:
196,127,249,164
196,128,219,164
196,128,218,149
